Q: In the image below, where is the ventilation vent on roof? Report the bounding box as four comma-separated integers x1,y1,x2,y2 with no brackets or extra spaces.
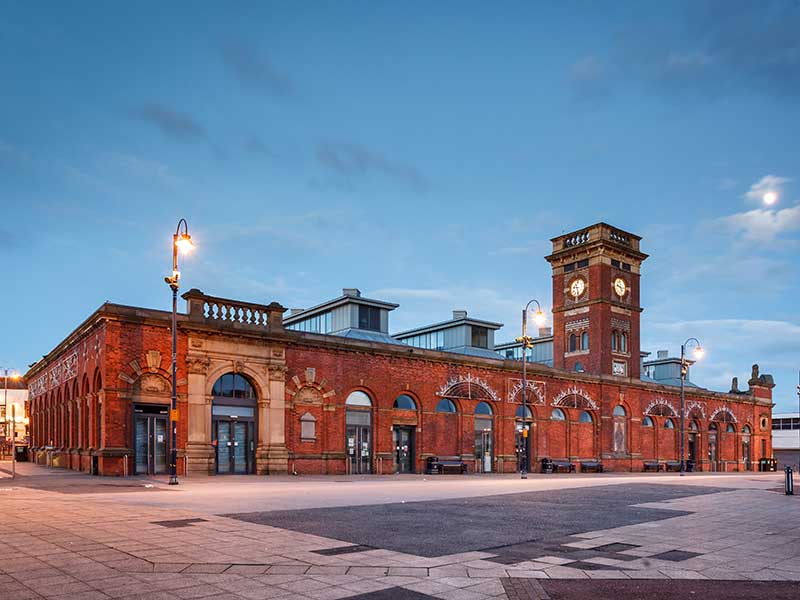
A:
452,310,468,320
343,288,361,297
657,350,668,358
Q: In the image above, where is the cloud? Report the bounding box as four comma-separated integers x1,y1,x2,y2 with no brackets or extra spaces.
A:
718,178,738,191
220,42,294,97
579,1,800,100
315,141,427,190
130,104,206,140
743,174,791,202
718,204,800,241
243,137,276,159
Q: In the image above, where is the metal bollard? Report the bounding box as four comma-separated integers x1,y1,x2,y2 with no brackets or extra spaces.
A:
785,466,794,496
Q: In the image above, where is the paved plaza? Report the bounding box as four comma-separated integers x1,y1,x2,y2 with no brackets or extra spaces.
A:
2,464,800,599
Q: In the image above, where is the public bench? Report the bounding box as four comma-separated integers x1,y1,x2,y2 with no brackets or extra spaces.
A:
664,461,682,472
425,457,468,474
643,461,662,472
551,460,576,473
580,460,603,473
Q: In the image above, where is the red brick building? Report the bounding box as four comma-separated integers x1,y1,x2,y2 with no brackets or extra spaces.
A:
25,223,775,476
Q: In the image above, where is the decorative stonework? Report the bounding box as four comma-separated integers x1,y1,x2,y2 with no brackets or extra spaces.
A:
508,380,546,404
436,373,500,402
644,398,678,417
552,386,597,410
187,357,211,375
146,350,162,371
565,318,590,331
710,405,737,423
287,367,333,400
133,373,169,394
684,400,707,419
29,349,79,397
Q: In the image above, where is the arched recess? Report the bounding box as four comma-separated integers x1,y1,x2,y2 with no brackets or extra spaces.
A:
612,405,628,454
712,407,736,466
472,401,494,473
392,393,419,474
210,372,258,475
345,390,373,474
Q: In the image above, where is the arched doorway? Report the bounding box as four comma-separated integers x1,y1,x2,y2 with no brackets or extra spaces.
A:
742,425,752,470
515,405,534,471
612,405,627,454
688,420,700,467
346,391,373,474
392,394,416,473
474,401,494,473
708,422,718,471
211,373,257,474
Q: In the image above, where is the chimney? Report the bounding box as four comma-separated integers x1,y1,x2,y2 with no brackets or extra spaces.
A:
538,326,552,337
452,310,468,320
290,308,304,316
657,350,668,358
343,288,361,297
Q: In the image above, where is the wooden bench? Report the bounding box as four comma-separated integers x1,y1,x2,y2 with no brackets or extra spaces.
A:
580,460,603,473
643,461,662,472
425,458,468,474
664,461,682,472
551,460,576,473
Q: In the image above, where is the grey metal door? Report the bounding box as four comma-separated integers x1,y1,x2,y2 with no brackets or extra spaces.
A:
134,415,167,475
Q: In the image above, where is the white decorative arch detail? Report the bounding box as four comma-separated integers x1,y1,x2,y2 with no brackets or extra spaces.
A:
710,405,737,423
684,400,707,419
643,398,678,417
508,380,545,404
436,373,499,403
552,386,598,410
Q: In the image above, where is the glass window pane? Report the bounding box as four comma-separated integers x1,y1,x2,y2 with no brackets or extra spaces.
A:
394,395,416,410
346,391,372,407
550,408,565,421
475,401,493,415
436,399,457,413
579,411,592,423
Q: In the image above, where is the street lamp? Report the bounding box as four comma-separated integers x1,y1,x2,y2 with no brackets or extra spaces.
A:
164,219,194,485
679,338,704,476
515,299,546,479
2,368,20,442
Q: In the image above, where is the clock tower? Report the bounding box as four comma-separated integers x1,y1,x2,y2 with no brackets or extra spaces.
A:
545,223,648,378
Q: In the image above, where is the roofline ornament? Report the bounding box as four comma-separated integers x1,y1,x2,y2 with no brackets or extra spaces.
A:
643,397,678,417
710,405,737,423
552,386,598,410
436,372,500,403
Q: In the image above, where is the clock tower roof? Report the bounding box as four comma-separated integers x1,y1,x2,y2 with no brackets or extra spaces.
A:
546,222,649,264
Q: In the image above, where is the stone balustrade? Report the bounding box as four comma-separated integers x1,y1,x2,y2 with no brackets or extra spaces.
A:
182,289,286,332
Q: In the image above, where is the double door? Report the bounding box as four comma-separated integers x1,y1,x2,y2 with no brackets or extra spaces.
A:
214,419,255,474
393,426,414,473
347,424,371,474
135,413,168,475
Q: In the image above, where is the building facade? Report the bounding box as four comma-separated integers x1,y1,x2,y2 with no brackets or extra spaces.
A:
25,223,775,476
773,412,800,470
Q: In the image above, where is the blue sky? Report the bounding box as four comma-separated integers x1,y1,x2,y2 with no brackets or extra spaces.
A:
1,1,799,410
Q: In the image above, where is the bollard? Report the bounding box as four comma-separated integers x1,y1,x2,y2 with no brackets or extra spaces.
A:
786,466,794,496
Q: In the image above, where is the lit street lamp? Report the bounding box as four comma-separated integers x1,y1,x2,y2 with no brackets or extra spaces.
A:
164,219,194,485
2,368,21,477
679,338,704,475
515,299,546,479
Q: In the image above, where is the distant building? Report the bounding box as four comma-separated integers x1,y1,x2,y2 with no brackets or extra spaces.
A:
773,412,800,470
395,310,503,359
494,327,554,367
642,349,699,388
1,378,28,446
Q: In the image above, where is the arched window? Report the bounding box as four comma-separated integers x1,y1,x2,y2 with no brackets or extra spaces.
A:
569,334,577,353
436,399,457,413
709,422,718,431
393,394,416,410
742,425,751,434
551,408,566,421
475,401,493,415
581,332,589,350
642,415,653,427
212,373,256,400
611,331,618,351
689,421,699,432
515,405,532,419
300,412,316,441
621,332,627,353
579,411,593,423
664,418,675,429
726,423,735,433
613,405,626,417
346,391,372,407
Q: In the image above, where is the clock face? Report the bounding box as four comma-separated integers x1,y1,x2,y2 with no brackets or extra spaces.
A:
569,278,586,299
613,277,627,297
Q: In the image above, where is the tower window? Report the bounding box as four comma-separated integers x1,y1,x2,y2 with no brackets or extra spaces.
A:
569,334,577,353
471,326,488,349
621,332,627,353
611,331,618,351
581,332,589,350
358,305,381,331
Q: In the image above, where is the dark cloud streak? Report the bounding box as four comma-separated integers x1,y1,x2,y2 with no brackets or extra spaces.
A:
130,104,206,141
220,42,294,97
315,141,427,191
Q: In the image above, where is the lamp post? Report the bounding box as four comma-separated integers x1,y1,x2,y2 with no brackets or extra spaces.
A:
679,338,704,476
515,299,546,479
164,219,194,485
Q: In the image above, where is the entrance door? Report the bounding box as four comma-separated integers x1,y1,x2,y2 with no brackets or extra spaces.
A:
688,433,697,463
347,425,371,474
708,431,718,471
393,426,414,473
742,439,751,471
134,413,168,475
214,419,255,474
474,418,493,473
